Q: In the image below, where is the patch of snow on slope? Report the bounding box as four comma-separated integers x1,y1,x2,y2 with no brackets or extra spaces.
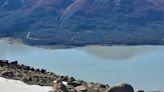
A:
0,77,52,92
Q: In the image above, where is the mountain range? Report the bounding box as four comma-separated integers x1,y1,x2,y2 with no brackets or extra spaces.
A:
0,0,164,46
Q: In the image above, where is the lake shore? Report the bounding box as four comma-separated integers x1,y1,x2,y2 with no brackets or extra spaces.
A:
0,38,163,91
1,37,164,50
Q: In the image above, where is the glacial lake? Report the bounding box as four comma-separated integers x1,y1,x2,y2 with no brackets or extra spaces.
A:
0,41,164,91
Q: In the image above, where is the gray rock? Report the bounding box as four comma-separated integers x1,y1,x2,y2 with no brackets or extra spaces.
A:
0,71,15,78
52,79,68,92
106,83,134,92
75,85,87,92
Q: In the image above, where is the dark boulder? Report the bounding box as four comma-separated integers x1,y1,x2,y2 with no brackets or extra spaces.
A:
0,60,9,66
30,67,35,71
60,76,75,83
9,61,18,68
107,83,134,92
36,69,40,72
10,61,18,65
41,69,46,73
137,90,144,92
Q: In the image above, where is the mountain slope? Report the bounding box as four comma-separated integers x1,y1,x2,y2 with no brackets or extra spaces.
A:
0,0,164,46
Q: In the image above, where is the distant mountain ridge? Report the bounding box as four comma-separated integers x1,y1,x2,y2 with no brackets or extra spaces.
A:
0,0,164,46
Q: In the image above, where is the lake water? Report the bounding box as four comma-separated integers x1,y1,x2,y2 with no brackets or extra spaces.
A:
0,41,164,91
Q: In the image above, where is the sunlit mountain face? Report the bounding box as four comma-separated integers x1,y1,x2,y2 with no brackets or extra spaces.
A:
0,0,164,45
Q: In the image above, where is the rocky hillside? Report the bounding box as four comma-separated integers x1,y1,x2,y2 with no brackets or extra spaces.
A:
1,60,146,92
0,60,110,92
0,0,164,46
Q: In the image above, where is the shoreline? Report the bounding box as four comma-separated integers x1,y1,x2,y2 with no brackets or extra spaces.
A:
0,37,164,50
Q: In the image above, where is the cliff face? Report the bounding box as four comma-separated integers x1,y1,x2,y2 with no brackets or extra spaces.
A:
0,0,164,45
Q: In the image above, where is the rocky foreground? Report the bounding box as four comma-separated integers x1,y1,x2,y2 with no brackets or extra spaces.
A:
0,60,143,92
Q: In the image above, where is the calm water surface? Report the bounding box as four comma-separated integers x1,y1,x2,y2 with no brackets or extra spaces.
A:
0,41,164,91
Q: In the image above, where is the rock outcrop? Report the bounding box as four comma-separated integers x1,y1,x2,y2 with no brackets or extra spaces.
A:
0,60,109,91
0,60,58,86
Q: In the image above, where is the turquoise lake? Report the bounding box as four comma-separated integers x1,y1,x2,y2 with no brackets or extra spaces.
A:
0,41,164,91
